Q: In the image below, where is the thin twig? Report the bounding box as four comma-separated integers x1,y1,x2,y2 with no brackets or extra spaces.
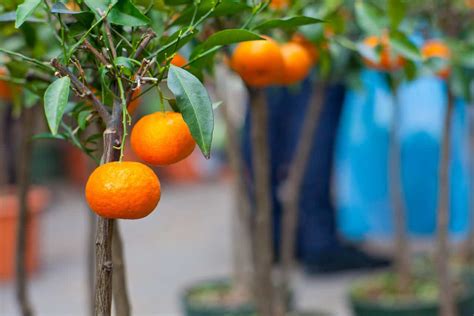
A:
83,40,112,67
133,30,156,60
104,20,117,61
51,58,111,124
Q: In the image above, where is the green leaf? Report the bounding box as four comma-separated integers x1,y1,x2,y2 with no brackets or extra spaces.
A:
84,0,117,16
108,0,150,26
167,65,214,158
44,77,71,135
253,16,323,31
387,0,405,29
200,29,262,50
15,0,42,28
354,0,385,35
172,0,250,26
32,132,68,141
78,111,92,130
389,30,422,61
0,11,42,23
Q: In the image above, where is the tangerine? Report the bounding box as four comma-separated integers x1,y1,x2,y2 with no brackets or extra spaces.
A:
270,0,290,9
422,40,451,79
362,34,405,71
131,111,196,165
171,54,187,67
231,37,284,87
291,34,318,64
85,161,161,219
279,42,313,85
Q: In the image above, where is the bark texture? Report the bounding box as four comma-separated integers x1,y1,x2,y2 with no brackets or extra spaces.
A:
275,82,326,316
248,88,274,316
15,107,35,316
112,223,131,316
388,92,411,292
436,91,456,316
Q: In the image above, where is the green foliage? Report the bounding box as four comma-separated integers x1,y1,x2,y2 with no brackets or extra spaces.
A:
43,77,71,135
167,65,214,158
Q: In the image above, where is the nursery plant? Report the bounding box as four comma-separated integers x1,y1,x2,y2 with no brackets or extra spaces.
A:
0,0,299,315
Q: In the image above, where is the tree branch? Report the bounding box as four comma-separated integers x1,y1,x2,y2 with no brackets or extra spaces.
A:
50,58,111,124
83,40,112,67
133,30,156,60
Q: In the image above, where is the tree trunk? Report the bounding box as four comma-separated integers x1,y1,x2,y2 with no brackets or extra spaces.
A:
88,210,96,316
94,123,121,316
15,106,35,316
461,105,474,262
275,81,326,316
388,91,411,292
248,87,274,316
221,100,254,299
112,222,131,316
436,90,456,316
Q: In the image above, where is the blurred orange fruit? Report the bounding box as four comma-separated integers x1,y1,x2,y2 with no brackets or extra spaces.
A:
127,88,142,114
231,37,285,87
131,111,196,165
291,34,319,64
270,0,290,9
85,161,161,219
363,34,405,71
465,0,474,9
171,54,187,67
65,0,81,11
279,42,313,85
422,40,451,79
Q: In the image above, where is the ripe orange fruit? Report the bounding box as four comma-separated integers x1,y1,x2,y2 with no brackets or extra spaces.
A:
85,161,161,219
231,37,285,87
65,0,81,11
291,34,318,64
422,40,451,79
0,67,12,101
131,111,196,165
270,0,290,9
171,54,187,67
465,0,474,9
279,42,313,85
362,34,405,71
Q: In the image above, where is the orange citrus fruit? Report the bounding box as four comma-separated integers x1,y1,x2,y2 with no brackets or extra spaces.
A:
465,0,474,9
131,111,196,165
291,34,318,64
85,161,161,219
171,54,187,67
279,42,313,85
231,37,285,87
363,34,405,71
270,0,290,9
422,40,451,79
65,0,81,11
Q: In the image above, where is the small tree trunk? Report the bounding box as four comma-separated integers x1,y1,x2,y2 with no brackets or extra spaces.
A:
15,106,35,316
275,81,326,316
221,101,254,299
88,210,96,316
248,87,274,316
95,122,121,316
112,222,131,316
436,90,457,316
461,105,474,262
388,91,411,292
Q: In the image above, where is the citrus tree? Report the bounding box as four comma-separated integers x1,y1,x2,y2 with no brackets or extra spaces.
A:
0,0,294,315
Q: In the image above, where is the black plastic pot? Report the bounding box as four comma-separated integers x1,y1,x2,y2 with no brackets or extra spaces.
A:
350,279,474,316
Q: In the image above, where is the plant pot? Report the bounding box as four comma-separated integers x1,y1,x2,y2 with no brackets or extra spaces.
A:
0,186,49,281
182,278,297,316
350,273,474,316
182,279,256,316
